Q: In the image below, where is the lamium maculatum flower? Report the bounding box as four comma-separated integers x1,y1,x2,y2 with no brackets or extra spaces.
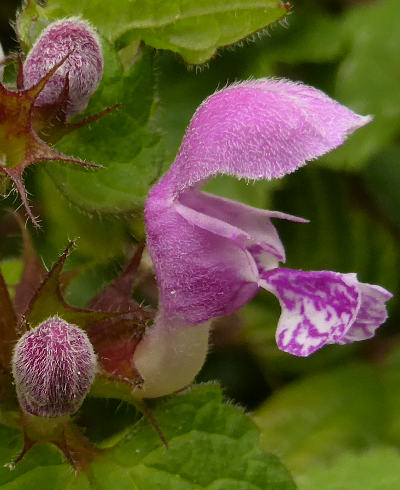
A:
23,18,103,118
141,79,392,362
12,316,97,417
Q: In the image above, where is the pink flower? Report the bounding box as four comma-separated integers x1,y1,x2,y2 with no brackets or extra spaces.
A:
142,79,391,358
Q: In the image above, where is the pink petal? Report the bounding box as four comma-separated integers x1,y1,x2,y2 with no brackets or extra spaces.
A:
144,79,376,330
161,79,371,197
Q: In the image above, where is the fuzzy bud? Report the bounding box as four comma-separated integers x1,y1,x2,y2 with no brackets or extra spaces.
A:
23,18,103,118
12,316,97,418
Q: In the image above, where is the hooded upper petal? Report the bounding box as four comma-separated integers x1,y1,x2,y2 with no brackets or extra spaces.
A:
159,79,371,198
259,268,392,357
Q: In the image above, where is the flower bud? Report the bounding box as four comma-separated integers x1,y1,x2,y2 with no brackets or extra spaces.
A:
23,18,103,118
12,316,97,418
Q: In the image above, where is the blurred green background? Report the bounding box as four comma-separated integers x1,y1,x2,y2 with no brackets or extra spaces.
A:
1,0,400,487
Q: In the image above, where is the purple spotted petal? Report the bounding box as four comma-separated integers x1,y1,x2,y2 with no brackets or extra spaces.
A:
260,269,392,356
260,269,361,357
160,79,371,197
339,283,393,343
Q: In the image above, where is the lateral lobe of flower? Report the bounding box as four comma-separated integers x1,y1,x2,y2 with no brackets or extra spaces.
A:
178,190,307,262
159,79,371,198
146,196,259,324
259,269,392,357
146,190,303,324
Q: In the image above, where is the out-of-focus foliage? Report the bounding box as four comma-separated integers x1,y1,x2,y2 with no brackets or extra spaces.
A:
363,145,400,229
254,364,385,473
330,0,400,170
298,447,400,490
253,341,400,485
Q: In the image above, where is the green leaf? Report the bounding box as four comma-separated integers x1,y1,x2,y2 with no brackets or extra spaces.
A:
45,42,163,214
101,385,295,489
0,385,295,489
380,341,400,446
0,427,70,489
0,272,18,371
0,259,22,291
18,0,287,64
16,0,49,52
253,364,386,474
36,169,128,263
298,447,400,490
326,0,400,169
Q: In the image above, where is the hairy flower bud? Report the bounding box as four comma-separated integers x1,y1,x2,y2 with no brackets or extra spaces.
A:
23,18,103,117
12,316,97,418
